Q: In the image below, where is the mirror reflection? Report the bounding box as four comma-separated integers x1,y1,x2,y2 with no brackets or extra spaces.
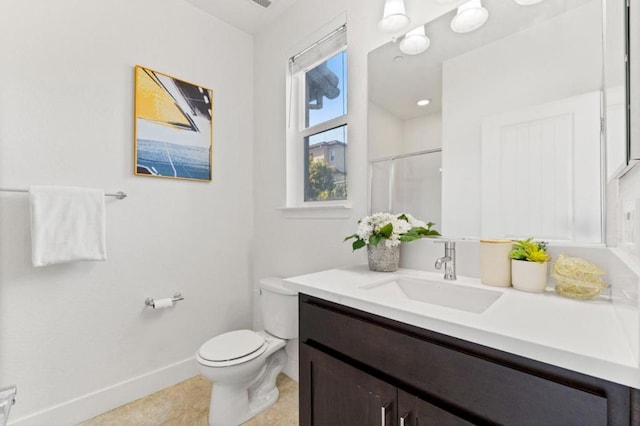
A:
368,0,621,244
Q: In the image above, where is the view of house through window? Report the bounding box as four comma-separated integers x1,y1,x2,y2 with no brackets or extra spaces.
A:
305,125,347,201
302,49,348,202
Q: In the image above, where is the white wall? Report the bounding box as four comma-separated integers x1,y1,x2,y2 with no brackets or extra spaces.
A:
368,106,442,159
618,164,640,257
251,1,370,350
250,2,461,356
251,0,458,288
403,112,442,153
368,101,404,160
0,0,253,423
442,1,602,238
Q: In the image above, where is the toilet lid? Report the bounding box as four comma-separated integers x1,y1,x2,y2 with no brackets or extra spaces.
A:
198,330,266,363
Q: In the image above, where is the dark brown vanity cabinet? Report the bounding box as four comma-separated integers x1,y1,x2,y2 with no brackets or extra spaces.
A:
299,294,636,425
301,344,396,425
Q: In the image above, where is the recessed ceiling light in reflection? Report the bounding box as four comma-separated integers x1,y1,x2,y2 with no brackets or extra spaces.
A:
417,99,431,106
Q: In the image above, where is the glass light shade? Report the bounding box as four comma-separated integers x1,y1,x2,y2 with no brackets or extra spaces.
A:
399,26,430,55
378,0,411,33
514,0,544,4
450,0,489,34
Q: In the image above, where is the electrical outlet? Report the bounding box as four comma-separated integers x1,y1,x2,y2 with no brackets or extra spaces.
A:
621,199,640,254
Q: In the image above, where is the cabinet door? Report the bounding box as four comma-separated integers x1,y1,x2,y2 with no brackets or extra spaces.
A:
300,343,397,426
398,389,473,426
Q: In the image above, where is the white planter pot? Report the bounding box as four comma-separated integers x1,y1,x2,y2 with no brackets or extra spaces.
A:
511,259,548,293
367,242,400,272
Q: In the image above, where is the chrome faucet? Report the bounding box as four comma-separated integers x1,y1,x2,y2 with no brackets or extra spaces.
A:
434,240,456,280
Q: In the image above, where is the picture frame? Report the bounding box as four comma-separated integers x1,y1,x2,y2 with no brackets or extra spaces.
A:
134,65,214,182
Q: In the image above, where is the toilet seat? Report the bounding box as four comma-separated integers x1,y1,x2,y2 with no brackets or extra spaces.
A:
198,330,268,367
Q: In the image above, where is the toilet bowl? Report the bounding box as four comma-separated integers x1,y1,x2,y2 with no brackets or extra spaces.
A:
196,277,298,426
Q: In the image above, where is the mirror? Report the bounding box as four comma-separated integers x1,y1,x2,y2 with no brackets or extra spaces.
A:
368,0,625,244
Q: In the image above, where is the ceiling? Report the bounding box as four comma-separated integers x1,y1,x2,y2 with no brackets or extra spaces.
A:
368,0,594,121
184,0,300,34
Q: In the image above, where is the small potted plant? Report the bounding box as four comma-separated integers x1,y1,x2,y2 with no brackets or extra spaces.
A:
509,238,552,292
345,212,440,272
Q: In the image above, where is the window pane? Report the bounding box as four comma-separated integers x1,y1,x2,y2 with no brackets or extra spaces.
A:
305,51,347,128
304,125,347,201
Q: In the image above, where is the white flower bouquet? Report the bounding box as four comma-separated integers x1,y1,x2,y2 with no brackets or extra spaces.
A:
344,212,440,251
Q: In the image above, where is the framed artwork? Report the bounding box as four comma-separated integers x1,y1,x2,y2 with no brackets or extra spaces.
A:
134,65,213,182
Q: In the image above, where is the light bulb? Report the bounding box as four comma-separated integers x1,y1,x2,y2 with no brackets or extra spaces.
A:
378,0,411,33
450,0,489,34
399,25,430,55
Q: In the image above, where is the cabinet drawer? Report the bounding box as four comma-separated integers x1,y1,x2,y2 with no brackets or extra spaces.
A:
300,296,626,425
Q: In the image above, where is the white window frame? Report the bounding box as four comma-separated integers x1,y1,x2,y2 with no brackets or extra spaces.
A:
283,19,350,218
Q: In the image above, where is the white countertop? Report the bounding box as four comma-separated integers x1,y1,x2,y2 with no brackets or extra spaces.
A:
284,265,640,389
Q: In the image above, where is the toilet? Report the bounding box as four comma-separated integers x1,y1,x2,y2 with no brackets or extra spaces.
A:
196,277,298,426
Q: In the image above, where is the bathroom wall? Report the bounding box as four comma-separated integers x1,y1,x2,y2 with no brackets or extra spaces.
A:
368,104,442,160
442,1,602,238
251,0,458,378
618,164,640,257
403,113,441,154
0,0,253,424
368,102,403,160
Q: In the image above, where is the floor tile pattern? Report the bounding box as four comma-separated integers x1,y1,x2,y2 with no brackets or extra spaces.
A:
79,374,298,426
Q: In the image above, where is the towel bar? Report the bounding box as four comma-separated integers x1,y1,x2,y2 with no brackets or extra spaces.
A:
0,188,127,199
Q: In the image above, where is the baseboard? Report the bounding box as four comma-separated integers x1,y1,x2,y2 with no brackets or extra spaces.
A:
9,357,199,426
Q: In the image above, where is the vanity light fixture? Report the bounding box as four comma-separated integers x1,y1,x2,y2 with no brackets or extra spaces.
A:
417,99,431,106
378,0,411,33
399,25,430,55
514,0,544,4
450,0,489,34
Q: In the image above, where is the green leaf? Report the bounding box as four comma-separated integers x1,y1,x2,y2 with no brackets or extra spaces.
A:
352,239,366,251
343,234,357,242
416,227,440,237
378,223,393,239
369,234,382,247
509,237,549,262
399,234,420,243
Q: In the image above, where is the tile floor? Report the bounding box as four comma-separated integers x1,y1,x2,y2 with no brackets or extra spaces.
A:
79,374,298,426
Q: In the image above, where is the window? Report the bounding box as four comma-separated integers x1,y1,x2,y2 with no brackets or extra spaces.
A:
287,24,348,207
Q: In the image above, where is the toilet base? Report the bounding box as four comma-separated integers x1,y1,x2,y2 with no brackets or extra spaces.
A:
208,348,287,426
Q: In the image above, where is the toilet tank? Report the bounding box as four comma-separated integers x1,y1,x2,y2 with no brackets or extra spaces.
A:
259,277,298,339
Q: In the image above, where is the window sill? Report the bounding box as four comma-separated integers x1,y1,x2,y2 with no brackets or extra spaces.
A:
279,204,352,219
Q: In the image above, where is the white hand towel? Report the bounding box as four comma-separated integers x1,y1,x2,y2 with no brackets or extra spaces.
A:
30,185,107,267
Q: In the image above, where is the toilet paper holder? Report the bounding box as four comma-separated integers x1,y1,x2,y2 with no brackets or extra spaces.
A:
145,292,184,308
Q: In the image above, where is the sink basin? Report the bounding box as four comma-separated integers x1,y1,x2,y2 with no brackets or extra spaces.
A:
361,277,502,314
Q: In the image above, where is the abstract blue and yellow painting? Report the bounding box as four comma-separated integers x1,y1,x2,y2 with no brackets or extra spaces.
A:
134,65,213,182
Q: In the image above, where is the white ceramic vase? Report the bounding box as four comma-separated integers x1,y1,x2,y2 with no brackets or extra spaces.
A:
511,259,548,292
